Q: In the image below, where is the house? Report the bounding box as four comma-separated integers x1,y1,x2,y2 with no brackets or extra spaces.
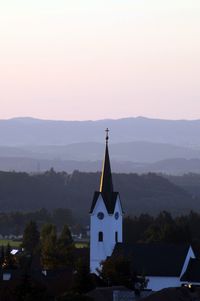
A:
181,258,200,285
140,286,200,301
112,243,195,291
87,286,152,301
89,129,199,291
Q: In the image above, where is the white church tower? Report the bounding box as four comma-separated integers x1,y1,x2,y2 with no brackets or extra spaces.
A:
90,129,123,273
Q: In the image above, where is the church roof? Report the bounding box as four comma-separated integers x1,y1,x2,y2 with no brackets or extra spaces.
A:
90,129,121,214
181,258,200,282
99,141,113,195
112,243,191,277
90,191,120,214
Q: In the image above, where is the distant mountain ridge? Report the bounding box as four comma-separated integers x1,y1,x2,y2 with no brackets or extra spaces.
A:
0,141,200,162
1,116,200,174
1,116,200,147
1,156,200,175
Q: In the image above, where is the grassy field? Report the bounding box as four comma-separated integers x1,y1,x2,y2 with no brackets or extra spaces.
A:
75,242,89,248
0,240,88,249
0,239,89,249
0,240,22,248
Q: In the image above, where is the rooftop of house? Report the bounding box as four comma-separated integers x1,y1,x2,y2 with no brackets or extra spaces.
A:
181,258,200,283
113,243,191,277
140,287,200,301
87,286,132,301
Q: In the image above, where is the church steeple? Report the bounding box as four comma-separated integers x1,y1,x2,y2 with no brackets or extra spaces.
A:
90,128,121,214
90,129,123,274
99,128,113,195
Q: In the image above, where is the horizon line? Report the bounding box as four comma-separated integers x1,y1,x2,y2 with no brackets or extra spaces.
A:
1,115,200,123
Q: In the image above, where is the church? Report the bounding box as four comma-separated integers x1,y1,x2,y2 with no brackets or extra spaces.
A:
89,130,200,291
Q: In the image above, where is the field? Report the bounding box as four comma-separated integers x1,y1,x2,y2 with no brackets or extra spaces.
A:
0,240,89,249
0,240,22,248
75,242,89,248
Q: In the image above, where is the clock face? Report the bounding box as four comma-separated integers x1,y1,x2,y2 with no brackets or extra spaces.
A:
97,212,104,220
115,212,119,220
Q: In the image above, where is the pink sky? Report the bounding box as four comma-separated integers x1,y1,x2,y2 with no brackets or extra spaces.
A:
0,1,200,120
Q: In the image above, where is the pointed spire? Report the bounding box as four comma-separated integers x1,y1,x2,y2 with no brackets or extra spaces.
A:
99,128,113,194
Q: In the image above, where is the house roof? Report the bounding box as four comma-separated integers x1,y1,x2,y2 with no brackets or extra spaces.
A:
0,267,74,298
139,287,200,301
87,286,131,301
181,258,200,283
112,243,191,277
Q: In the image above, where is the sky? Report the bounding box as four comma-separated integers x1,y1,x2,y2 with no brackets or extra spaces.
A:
0,0,200,121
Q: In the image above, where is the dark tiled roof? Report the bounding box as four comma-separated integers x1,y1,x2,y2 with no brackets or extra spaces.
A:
113,243,190,277
90,191,120,214
140,287,200,301
181,258,200,282
87,286,130,301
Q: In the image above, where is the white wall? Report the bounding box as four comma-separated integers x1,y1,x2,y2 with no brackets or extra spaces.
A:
147,276,180,291
180,246,195,277
147,246,196,291
90,194,123,273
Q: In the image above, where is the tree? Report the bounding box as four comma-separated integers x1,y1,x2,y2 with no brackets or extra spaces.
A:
98,256,133,288
41,223,59,269
58,225,73,247
3,243,15,269
22,221,40,254
0,245,4,266
72,258,95,294
52,209,73,230
14,274,49,301
41,223,75,269
57,225,75,267
41,223,57,243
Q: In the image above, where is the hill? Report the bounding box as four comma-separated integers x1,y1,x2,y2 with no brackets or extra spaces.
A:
1,116,200,147
2,156,200,175
1,117,200,174
1,141,200,175
167,173,200,197
0,170,198,223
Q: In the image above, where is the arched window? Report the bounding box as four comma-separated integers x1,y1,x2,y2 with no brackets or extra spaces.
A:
115,231,118,243
98,231,103,242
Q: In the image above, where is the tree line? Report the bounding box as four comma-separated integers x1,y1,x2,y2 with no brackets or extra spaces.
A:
0,221,94,300
0,169,199,223
1,211,200,300
124,211,200,247
0,208,74,235
1,221,74,270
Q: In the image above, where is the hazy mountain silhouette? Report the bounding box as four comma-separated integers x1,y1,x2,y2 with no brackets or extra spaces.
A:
0,141,200,163
1,116,200,147
1,156,200,175
1,117,200,174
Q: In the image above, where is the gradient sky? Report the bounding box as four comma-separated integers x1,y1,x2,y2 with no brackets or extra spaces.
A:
0,0,200,120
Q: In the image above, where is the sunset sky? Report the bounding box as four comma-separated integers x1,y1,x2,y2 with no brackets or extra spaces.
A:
0,0,200,120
